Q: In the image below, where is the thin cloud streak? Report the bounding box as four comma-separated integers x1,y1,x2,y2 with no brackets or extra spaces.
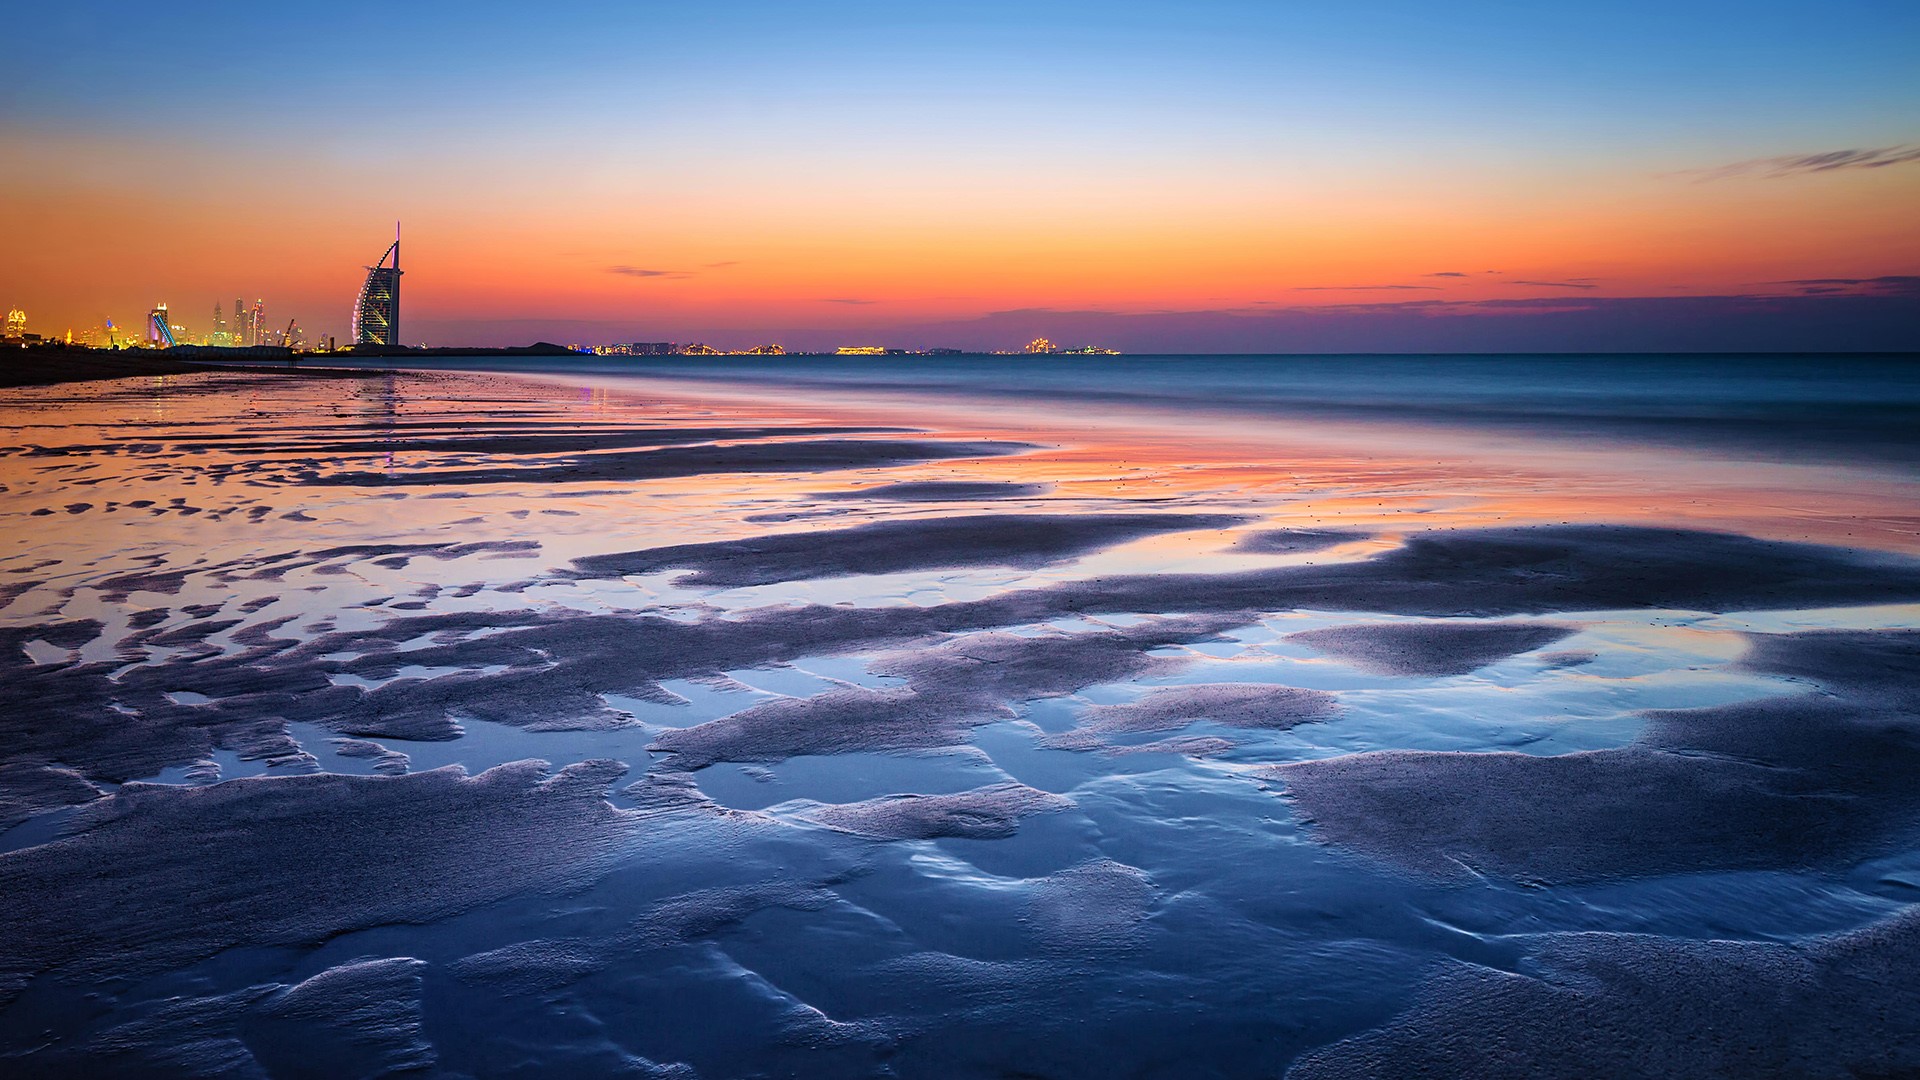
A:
1292,284,1440,292
1767,275,1920,297
608,266,693,280
1686,145,1920,181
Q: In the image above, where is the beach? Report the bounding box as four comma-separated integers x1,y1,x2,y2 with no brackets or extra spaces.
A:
2,354,1918,1077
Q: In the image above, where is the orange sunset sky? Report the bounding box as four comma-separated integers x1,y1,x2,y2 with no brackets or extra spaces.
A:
4,2,1916,351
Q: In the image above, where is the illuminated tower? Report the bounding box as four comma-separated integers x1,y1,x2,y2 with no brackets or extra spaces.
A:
147,304,176,347
3,309,24,341
353,224,403,347
235,297,246,345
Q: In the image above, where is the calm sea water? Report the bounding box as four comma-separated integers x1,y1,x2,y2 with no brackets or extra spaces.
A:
330,352,1920,464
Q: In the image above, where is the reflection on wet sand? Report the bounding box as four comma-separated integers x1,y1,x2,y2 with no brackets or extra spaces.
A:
0,366,1917,1078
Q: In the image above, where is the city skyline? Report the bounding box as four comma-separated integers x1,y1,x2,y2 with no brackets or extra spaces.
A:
2,2,1916,352
4,294,302,351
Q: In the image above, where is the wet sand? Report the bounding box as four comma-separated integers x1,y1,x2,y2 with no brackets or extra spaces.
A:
0,364,1917,1077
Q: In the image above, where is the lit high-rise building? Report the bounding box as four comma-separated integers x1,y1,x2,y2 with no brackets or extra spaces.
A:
353,225,403,346
3,309,24,341
147,304,176,347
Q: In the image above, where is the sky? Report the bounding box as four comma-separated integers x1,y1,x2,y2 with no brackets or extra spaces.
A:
3,1,1917,351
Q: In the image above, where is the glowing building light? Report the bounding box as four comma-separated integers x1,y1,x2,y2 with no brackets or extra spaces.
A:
147,304,176,347
353,224,403,346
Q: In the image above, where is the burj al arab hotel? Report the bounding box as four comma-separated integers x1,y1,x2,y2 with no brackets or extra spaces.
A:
352,225,403,346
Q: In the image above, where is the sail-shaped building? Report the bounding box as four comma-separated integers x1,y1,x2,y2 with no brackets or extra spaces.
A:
352,226,403,346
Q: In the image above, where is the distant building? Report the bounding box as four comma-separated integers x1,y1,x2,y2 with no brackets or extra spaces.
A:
924,347,964,355
742,344,785,355
680,343,720,355
3,309,24,341
1025,337,1055,354
147,304,176,347
835,345,885,355
353,227,403,346
592,342,678,356
1060,345,1120,355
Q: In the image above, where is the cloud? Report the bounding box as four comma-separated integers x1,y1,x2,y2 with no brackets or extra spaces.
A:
705,260,741,269
1688,145,1920,181
819,298,877,305
1292,284,1440,292
1423,272,1468,278
983,307,1122,319
607,266,692,280
1511,279,1599,289
1771,275,1920,297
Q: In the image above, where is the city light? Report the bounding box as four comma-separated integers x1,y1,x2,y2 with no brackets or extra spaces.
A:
3,223,1126,360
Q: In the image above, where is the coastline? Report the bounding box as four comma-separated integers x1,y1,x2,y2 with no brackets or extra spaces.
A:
0,347,393,389
315,350,1920,471
327,357,1920,556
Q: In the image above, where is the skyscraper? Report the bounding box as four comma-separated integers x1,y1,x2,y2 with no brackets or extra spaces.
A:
3,309,25,341
353,225,402,347
147,304,175,347
235,297,247,345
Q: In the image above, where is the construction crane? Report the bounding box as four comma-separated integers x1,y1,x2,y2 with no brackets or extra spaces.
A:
282,319,297,349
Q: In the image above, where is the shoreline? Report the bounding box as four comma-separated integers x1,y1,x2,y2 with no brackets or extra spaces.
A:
312,350,1920,472
0,347,392,389
329,361,1920,556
